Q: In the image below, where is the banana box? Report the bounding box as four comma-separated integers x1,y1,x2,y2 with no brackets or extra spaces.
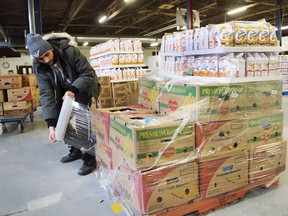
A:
113,161,199,215
245,80,282,112
200,151,249,198
0,90,7,102
21,74,37,87
0,75,22,89
7,87,36,102
3,101,32,116
249,141,287,183
195,119,249,162
197,83,246,122
92,105,153,149
109,114,195,170
0,102,3,116
159,83,197,114
245,111,283,149
95,141,122,169
138,76,163,112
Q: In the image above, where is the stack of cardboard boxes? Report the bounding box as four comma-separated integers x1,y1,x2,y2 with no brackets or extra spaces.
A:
0,74,40,117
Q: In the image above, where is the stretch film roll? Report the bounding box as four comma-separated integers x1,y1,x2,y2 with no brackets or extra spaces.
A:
55,96,75,141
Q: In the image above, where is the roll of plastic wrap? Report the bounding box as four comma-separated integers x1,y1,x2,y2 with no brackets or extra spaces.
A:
55,96,75,141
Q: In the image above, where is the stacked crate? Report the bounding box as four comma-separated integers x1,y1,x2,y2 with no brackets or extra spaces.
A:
95,75,286,215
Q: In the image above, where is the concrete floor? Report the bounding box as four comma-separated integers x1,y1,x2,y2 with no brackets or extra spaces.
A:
0,97,288,216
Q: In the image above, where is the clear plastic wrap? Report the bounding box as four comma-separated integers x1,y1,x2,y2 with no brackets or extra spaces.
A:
92,73,286,215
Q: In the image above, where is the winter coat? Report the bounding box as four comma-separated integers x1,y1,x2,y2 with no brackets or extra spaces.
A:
32,32,99,127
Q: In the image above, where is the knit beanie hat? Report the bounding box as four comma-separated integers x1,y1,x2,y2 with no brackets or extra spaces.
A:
26,34,52,58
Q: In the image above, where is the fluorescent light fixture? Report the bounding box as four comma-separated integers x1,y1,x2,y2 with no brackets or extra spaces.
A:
281,26,288,30
83,42,89,46
99,15,107,23
150,42,159,47
124,0,131,2
227,6,247,15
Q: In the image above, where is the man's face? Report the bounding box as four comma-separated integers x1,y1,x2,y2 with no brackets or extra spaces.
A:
37,49,54,65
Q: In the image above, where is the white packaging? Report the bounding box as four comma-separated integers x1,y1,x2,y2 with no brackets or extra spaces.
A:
260,53,269,76
55,96,75,142
246,53,255,77
253,53,262,77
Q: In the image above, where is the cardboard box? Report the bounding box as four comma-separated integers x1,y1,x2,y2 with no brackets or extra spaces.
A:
110,114,195,170
196,83,246,122
0,102,3,116
245,80,282,112
113,161,199,215
113,97,128,107
138,77,162,112
0,90,7,102
245,111,283,149
92,105,154,149
3,101,32,116
200,152,249,198
0,75,22,89
112,83,127,98
195,119,249,162
21,74,37,87
159,83,197,114
99,85,112,99
7,87,36,102
98,76,111,86
249,141,287,183
97,98,114,108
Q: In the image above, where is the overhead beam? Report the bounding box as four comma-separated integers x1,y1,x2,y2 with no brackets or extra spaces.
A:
61,0,87,31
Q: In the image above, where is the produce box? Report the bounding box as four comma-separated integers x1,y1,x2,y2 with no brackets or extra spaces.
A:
113,161,199,215
109,114,195,170
0,75,22,89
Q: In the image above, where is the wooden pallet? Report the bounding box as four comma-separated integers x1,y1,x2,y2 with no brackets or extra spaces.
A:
150,175,280,216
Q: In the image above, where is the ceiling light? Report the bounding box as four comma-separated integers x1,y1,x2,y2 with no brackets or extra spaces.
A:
281,26,288,30
83,42,89,46
227,6,247,15
150,42,159,47
124,0,131,2
99,15,107,23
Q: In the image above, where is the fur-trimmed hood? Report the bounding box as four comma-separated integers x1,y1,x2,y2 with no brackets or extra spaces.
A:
42,32,78,47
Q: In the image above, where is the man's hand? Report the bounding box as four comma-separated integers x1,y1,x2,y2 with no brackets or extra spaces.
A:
49,126,56,143
63,91,75,100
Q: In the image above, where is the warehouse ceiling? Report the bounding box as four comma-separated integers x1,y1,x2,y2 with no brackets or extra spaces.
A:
0,0,288,53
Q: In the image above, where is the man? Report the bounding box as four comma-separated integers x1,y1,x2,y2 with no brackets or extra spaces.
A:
26,32,100,175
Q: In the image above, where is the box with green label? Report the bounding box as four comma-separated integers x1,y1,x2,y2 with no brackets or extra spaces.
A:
109,114,195,170
196,83,247,122
245,80,282,112
245,110,283,149
159,82,197,114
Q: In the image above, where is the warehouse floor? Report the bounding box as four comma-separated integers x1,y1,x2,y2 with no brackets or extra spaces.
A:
0,96,288,216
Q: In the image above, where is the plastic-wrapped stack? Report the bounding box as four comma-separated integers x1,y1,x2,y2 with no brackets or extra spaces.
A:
91,71,286,215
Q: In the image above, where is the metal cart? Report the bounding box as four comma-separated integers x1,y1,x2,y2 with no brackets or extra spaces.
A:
0,110,34,133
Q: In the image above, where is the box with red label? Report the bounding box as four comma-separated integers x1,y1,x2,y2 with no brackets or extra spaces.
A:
0,75,22,89
138,76,164,112
196,83,246,122
21,74,37,87
3,101,32,116
245,110,283,149
245,80,282,112
110,114,195,170
195,119,249,162
113,161,199,215
0,90,7,102
95,142,122,170
92,105,154,150
159,82,197,114
199,152,248,198
7,87,36,102
249,141,286,183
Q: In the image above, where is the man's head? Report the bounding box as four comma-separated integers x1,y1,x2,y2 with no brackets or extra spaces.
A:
26,34,54,65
